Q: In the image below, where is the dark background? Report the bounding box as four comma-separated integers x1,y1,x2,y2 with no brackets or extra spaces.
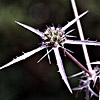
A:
0,0,100,100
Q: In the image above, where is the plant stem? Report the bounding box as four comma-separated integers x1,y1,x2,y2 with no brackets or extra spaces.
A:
60,47,92,76
71,0,93,72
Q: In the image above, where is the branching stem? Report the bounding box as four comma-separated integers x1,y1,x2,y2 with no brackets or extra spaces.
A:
71,0,93,72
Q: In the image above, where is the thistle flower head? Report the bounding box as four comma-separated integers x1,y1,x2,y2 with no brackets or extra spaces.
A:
43,26,65,47
1,10,100,95
0,11,89,94
73,66,100,97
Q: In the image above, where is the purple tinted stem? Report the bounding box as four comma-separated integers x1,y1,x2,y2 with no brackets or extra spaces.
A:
60,47,92,77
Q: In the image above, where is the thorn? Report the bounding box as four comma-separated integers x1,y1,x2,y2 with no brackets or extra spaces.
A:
22,51,24,54
86,38,89,40
57,70,60,72
67,21,69,23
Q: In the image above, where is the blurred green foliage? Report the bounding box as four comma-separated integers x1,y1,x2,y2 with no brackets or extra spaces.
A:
0,0,100,100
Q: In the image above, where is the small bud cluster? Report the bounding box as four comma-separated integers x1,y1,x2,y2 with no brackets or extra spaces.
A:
43,26,65,47
73,66,100,97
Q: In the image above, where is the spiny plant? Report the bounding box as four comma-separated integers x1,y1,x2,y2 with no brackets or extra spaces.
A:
0,11,89,93
70,0,100,100
0,0,100,100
